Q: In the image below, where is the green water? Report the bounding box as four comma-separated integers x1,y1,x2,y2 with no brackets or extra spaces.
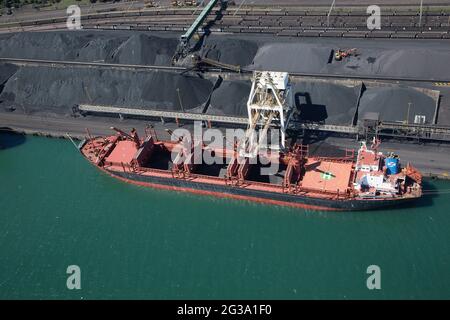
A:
0,133,449,299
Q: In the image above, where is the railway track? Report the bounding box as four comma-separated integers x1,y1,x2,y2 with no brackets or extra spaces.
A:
1,57,449,84
1,6,449,39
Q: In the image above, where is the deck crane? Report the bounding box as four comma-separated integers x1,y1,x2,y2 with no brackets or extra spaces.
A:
172,0,229,66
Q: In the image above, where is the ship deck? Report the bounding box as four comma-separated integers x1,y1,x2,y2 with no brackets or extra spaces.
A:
80,137,355,200
301,158,354,194
106,140,138,164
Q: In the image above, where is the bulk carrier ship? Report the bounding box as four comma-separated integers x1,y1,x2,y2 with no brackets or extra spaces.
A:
78,72,422,211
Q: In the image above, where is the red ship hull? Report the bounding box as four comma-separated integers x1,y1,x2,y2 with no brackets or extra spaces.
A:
78,131,423,212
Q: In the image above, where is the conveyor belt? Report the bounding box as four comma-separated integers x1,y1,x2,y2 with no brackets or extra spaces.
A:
1,57,449,83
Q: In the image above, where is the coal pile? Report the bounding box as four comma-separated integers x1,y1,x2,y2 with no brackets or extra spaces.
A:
197,78,360,124
250,43,333,73
374,49,450,80
0,66,213,115
76,35,127,62
247,39,450,80
109,34,178,66
207,80,251,117
0,63,19,107
2,31,450,80
326,48,450,80
358,86,436,124
0,32,123,62
292,80,359,125
0,63,18,85
203,38,258,67
141,71,213,111
0,31,178,66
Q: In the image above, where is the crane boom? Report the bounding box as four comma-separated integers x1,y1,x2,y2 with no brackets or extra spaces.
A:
181,0,222,45
173,0,228,65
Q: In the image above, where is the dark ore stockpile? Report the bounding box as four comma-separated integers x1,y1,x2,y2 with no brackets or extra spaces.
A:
207,80,251,117
0,67,213,114
202,38,258,67
109,34,178,66
206,79,361,123
0,31,177,66
0,63,18,85
0,64,438,125
249,42,450,80
0,31,444,125
325,48,450,80
0,32,126,63
358,86,437,124
292,80,359,125
250,43,333,73
1,31,450,80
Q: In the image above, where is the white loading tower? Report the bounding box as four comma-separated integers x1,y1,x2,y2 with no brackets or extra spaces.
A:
239,71,295,158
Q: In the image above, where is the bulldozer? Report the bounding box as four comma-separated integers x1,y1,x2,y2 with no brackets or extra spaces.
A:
144,0,156,7
171,0,198,6
334,48,359,61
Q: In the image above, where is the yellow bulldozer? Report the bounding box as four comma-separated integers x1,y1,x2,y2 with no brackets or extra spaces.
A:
172,0,198,6
334,48,359,61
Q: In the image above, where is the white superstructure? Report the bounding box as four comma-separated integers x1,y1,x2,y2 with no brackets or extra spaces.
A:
239,71,295,158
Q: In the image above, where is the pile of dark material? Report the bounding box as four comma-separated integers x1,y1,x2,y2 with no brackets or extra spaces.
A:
358,86,436,124
0,66,213,115
0,63,19,110
325,48,450,80
1,31,450,80
0,32,123,62
202,38,258,67
0,31,178,66
109,34,178,66
292,80,359,125
0,63,18,85
205,78,361,126
207,80,251,117
2,63,436,126
250,43,333,73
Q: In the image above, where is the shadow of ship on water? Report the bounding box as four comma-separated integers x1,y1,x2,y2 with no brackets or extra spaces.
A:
0,129,26,150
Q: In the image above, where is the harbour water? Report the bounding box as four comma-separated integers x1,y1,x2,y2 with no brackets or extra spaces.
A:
0,132,449,299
